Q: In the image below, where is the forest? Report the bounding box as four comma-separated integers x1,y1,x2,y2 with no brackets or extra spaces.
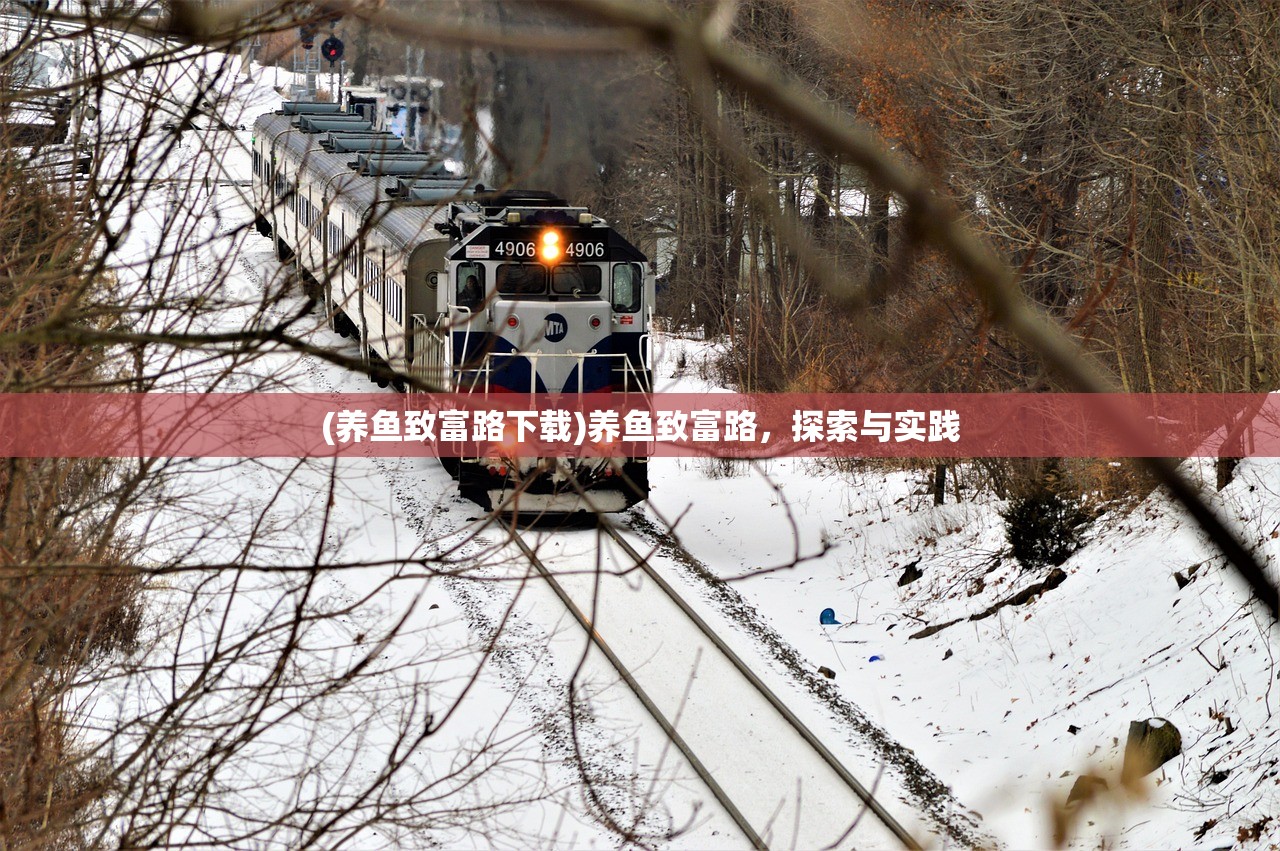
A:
1,0,1278,847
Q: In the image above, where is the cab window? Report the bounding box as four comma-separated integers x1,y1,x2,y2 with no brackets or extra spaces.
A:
551,265,602,296
612,263,642,313
455,262,485,308
497,263,545,295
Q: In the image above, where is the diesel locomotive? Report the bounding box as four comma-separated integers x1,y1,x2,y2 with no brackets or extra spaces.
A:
251,101,654,513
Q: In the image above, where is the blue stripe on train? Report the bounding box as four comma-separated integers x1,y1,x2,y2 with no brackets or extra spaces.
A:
450,332,546,392
451,331,646,393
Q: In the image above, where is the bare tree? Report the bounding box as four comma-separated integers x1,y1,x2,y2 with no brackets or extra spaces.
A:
4,1,1280,848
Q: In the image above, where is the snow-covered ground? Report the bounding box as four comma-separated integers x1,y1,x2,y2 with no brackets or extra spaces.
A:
647,338,1280,849
37,22,1280,849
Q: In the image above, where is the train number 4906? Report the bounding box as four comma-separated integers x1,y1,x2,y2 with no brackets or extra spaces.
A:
494,240,606,259
496,240,537,258
565,241,605,258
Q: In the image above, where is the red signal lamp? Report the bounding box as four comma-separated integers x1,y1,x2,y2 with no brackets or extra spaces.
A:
320,36,344,63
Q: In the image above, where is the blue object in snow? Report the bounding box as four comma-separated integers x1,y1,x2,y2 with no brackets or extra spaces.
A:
868,655,883,663
819,607,841,626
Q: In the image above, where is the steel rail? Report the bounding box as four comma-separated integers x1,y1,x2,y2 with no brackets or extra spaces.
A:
597,517,923,850
506,528,769,851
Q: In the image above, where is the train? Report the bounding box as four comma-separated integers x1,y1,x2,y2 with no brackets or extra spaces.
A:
250,101,654,514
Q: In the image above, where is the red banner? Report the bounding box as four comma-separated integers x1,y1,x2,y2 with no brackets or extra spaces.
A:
0,393,1275,458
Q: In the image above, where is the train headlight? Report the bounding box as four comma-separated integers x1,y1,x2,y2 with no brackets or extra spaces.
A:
539,229,562,264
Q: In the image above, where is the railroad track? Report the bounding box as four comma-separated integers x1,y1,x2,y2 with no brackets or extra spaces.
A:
507,516,923,850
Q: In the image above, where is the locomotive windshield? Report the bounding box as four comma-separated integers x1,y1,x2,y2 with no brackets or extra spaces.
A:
495,263,602,297
496,264,543,294
552,265,601,295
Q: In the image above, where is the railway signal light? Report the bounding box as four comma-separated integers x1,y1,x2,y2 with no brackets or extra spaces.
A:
320,36,344,64
299,23,318,49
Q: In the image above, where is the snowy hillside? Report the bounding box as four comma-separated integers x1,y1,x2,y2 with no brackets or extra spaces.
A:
648,337,1280,849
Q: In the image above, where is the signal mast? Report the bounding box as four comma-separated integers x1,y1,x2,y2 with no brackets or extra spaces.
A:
292,11,343,102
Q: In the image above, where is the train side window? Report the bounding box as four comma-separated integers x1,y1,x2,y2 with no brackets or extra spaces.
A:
496,263,544,295
455,262,485,308
551,265,601,296
612,263,641,313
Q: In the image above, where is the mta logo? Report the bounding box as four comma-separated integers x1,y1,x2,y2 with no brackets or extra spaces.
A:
544,313,568,343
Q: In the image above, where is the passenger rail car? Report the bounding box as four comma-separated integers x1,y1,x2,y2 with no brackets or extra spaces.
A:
251,102,655,513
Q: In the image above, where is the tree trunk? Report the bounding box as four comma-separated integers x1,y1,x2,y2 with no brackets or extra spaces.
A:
868,188,890,301
348,20,371,87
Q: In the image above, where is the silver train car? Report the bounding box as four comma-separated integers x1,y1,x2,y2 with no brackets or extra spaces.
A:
251,102,654,513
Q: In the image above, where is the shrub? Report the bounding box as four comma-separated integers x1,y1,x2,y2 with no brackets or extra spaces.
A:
0,141,142,850
1002,469,1091,571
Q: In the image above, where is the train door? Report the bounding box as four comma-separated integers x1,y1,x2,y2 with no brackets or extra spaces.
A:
610,261,648,389
251,135,271,236
268,143,283,249
406,241,447,323
448,260,489,381
374,246,387,358
383,250,404,337
333,212,348,326
405,241,449,390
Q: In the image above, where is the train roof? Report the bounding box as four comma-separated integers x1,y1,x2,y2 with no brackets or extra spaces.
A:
255,111,459,251
253,105,646,261
278,101,345,115
319,133,406,154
